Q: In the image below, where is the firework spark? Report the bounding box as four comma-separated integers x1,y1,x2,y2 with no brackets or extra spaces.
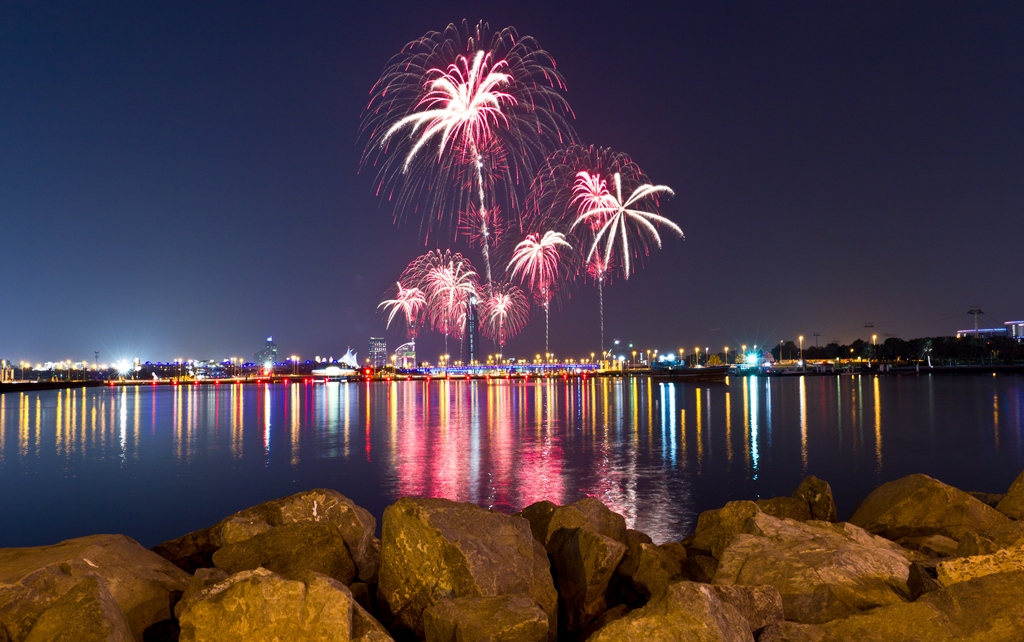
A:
508,230,571,353
378,282,427,338
401,249,479,339
478,282,529,348
362,20,577,281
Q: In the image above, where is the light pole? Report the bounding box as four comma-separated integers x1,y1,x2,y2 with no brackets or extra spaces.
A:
724,346,729,365
799,336,804,369
694,347,700,367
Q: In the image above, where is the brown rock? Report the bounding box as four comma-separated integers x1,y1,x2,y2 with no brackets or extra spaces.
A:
588,581,754,642
758,621,826,642
793,476,839,522
0,534,189,642
657,541,687,567
995,469,1024,519
216,515,272,546
530,540,558,641
906,562,940,599
614,541,682,600
757,497,813,521
707,584,784,633
520,501,557,544
174,568,229,618
579,604,630,641
935,542,1024,586
712,515,912,624
683,554,718,583
23,578,133,642
849,474,1009,541
377,498,538,638
150,529,216,574
896,534,959,558
422,594,548,642
981,519,1024,549
212,522,357,585
539,498,628,548
967,491,1005,508
691,500,762,559
548,527,626,631
954,531,999,557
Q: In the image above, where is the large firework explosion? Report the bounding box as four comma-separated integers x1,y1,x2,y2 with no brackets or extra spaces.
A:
362,20,577,284
507,231,572,354
478,281,530,350
378,282,426,339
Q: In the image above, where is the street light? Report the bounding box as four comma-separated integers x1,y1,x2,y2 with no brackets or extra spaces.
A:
724,346,729,364
798,336,804,369
694,347,700,367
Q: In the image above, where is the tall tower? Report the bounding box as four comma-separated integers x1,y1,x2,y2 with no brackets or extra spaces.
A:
463,295,479,366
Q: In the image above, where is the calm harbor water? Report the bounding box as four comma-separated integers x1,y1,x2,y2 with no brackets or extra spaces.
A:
1,374,1022,547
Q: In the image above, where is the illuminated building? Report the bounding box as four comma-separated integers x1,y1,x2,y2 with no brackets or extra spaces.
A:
254,336,278,369
1007,320,1024,341
369,337,387,369
463,295,480,365
394,341,416,369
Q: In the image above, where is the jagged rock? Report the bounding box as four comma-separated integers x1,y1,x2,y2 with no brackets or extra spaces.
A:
530,540,558,641
907,563,940,599
982,520,1024,548
712,513,912,624
175,568,229,618
23,578,133,642
691,500,761,559
954,531,999,557
849,474,1009,541
967,491,1005,508
657,541,687,566
757,497,813,521
177,568,390,642
377,498,541,638
614,540,682,600
579,604,630,641
896,534,958,558
422,595,548,642
350,581,371,613
212,522,357,585
793,476,839,522
761,571,1024,641
683,554,718,583
520,501,557,544
707,584,784,633
153,489,380,582
528,498,628,549
548,527,626,631
587,581,754,642
936,542,1024,586
995,469,1024,519
0,534,189,642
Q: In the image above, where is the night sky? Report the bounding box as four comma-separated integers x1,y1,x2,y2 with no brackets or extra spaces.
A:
2,1,1021,363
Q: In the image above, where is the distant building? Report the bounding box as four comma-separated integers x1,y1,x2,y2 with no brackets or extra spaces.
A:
368,337,387,369
1007,321,1024,341
394,341,416,369
956,328,1007,339
254,336,278,369
463,296,480,365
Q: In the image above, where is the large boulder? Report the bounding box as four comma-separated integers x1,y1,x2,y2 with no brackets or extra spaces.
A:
548,527,626,631
793,476,839,522
712,512,912,623
177,568,390,642
849,474,1009,541
690,500,762,559
935,542,1024,586
22,578,133,642
153,489,380,581
760,571,1024,641
422,595,548,642
377,498,548,638
587,581,754,642
524,498,627,548
996,470,1024,519
614,536,683,601
211,522,357,585
529,541,558,642
707,584,785,634
0,534,189,641
756,497,813,522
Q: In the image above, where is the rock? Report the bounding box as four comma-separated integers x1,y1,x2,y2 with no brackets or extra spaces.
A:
23,578,133,642
955,531,999,557
377,498,539,638
707,584,784,633
896,534,959,558
178,568,390,642
691,500,762,559
793,476,839,522
534,498,627,548
849,474,1009,541
350,581,372,614
981,519,1024,549
614,540,682,600
657,541,687,566
712,515,912,624
935,542,1024,586
587,581,754,642
682,554,718,583
153,489,380,582
757,497,813,521
967,491,1005,508
0,534,189,642
175,568,229,618
529,540,558,641
766,571,1024,641
579,604,630,641
520,501,557,544
422,595,548,642
906,562,940,599
995,470,1024,519
548,527,626,632
212,522,357,585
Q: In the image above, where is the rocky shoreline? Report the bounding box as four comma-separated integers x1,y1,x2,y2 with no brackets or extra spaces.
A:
2,471,1024,642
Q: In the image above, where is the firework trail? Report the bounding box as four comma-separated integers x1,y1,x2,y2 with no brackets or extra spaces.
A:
478,282,530,350
362,20,577,283
508,231,572,355
378,282,427,338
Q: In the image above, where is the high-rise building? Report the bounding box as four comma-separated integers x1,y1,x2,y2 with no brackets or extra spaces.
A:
254,336,278,368
369,337,387,369
463,296,479,365
395,340,416,369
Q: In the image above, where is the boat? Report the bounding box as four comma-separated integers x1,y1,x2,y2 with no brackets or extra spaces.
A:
650,365,731,383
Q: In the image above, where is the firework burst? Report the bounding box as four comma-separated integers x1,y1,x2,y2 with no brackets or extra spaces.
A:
362,20,577,281
401,249,479,340
378,282,427,338
508,230,572,353
478,282,529,349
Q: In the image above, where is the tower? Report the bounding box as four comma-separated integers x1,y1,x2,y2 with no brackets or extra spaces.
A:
463,295,479,365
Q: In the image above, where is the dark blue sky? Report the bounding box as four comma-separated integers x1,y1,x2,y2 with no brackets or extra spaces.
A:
2,1,1021,363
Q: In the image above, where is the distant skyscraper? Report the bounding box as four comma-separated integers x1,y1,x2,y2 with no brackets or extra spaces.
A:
254,336,278,367
369,337,387,369
463,296,479,365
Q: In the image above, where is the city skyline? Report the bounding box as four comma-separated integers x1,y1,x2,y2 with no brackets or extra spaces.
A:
1,2,1021,362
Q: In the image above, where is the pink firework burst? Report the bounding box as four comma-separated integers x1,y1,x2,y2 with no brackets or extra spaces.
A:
378,281,427,338
457,203,504,248
507,230,572,304
478,282,529,348
402,249,479,338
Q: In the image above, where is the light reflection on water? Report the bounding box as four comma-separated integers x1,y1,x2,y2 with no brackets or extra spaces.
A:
0,374,1022,547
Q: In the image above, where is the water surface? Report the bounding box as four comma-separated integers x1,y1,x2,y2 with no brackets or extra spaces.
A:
1,374,1022,547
